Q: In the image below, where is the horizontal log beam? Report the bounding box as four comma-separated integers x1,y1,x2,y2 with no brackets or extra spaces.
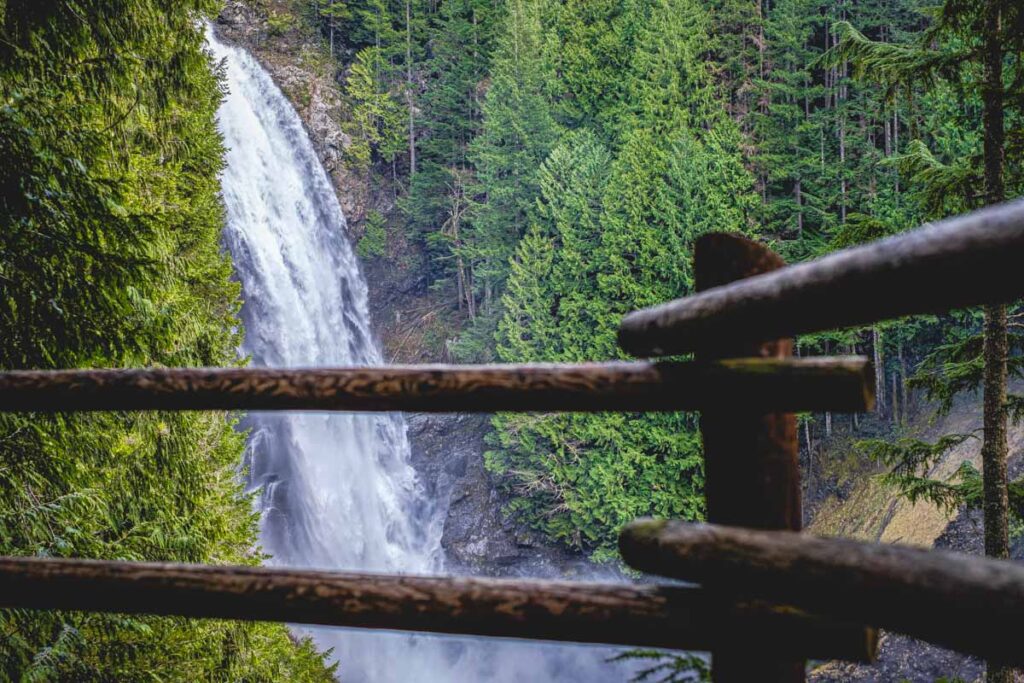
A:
0,556,876,661
0,357,873,414
619,519,1024,667
619,199,1024,356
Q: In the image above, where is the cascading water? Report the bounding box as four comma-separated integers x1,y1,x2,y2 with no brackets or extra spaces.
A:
207,28,640,682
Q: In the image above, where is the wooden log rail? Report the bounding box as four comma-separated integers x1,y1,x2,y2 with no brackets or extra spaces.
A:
0,556,877,662
619,198,1024,356
14,202,1024,676
620,520,1024,667
693,232,807,681
0,357,873,414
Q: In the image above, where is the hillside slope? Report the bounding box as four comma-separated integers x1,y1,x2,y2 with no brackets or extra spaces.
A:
809,393,1024,682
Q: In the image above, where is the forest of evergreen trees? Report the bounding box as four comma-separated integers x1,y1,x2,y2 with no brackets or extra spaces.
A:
1,0,1023,678
308,0,1023,559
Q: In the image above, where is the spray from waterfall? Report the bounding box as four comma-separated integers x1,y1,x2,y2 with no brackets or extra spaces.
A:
207,27,639,682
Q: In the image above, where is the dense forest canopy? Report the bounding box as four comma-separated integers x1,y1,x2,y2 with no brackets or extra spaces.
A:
1,0,1023,678
306,0,1023,557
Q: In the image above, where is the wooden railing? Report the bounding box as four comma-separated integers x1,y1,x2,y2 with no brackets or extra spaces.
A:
2,198,1023,681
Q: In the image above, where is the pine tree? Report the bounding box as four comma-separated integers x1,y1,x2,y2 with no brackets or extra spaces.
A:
456,0,560,353
836,4,1024,678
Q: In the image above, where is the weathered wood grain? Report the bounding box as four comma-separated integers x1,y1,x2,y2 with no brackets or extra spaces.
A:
694,233,807,682
0,556,877,661
619,199,1024,356
620,520,1024,667
0,358,874,413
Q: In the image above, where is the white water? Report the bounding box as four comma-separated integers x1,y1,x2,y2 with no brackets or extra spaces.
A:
208,28,638,682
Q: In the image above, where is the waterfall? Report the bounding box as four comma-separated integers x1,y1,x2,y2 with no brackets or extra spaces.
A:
207,28,640,682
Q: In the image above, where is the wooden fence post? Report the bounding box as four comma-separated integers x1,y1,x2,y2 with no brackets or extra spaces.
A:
695,233,804,682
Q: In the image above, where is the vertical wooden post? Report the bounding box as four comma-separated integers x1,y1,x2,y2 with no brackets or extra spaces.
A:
695,233,804,682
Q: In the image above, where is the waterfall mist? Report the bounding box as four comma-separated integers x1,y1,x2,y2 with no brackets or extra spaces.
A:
207,28,639,682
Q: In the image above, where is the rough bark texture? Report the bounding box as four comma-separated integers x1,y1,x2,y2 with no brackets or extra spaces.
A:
0,556,876,661
620,520,1024,668
981,2,1011,680
694,234,805,682
618,201,1024,357
982,304,1010,567
0,358,873,414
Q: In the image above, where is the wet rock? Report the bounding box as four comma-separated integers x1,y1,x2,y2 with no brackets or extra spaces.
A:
215,1,369,232
406,413,521,570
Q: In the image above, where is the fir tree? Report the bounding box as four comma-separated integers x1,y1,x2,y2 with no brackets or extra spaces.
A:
836,4,1024,678
343,46,406,170
464,0,560,314
0,1,333,677
489,131,707,556
402,0,502,311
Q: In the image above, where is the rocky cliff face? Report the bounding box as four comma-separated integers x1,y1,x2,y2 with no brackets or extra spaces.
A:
406,412,616,579
216,2,372,232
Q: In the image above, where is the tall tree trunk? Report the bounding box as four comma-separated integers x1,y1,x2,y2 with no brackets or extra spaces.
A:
839,117,847,223
891,371,900,425
897,339,905,423
982,2,1011,681
873,327,886,419
806,421,814,492
405,0,416,176
795,178,803,237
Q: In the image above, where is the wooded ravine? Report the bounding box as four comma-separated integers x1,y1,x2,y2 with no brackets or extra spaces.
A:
1,0,1023,681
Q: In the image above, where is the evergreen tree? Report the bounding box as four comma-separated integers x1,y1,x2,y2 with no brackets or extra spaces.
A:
485,0,760,553
836,4,1024,678
446,0,560,360
343,46,406,170
549,0,637,144
0,1,333,677
402,0,503,311
489,131,707,557
464,0,560,317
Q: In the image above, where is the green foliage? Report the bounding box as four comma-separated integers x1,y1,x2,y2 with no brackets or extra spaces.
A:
463,0,561,304
402,0,502,301
343,46,406,170
279,0,1024,579
834,0,1024,529
357,209,389,258
858,433,979,512
609,650,710,683
268,9,299,36
0,1,332,678
485,92,756,554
